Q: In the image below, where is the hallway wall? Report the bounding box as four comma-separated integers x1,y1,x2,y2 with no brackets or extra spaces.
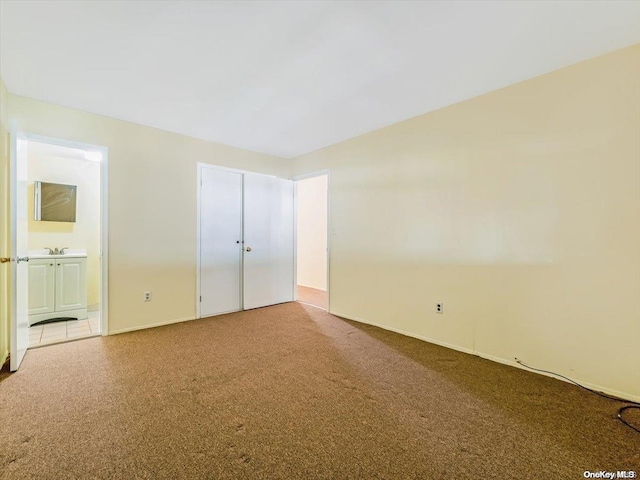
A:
296,175,328,290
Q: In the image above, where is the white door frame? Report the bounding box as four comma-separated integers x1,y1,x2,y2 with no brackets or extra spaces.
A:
197,163,286,319
292,169,331,312
22,132,110,336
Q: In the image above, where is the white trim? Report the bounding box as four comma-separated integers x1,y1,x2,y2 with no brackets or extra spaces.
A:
475,351,640,404
292,169,331,311
326,171,331,312
330,310,640,404
240,172,245,311
24,133,110,337
109,316,197,336
23,134,105,155
330,310,475,355
196,164,202,319
100,147,109,336
292,181,298,301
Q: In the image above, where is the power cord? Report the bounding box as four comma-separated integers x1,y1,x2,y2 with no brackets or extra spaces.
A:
515,358,640,434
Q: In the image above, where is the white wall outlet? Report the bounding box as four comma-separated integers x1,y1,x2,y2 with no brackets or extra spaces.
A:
436,303,443,314
144,291,152,302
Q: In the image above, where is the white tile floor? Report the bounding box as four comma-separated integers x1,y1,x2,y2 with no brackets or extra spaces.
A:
29,311,101,348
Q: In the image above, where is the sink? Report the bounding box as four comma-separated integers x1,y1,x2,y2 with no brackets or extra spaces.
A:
28,249,88,259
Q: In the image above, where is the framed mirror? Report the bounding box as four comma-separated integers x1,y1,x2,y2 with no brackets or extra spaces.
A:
34,181,77,222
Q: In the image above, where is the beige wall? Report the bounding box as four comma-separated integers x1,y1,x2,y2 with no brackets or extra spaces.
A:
27,148,101,308
9,94,290,334
4,44,639,401
296,175,328,290
0,78,9,366
291,44,640,401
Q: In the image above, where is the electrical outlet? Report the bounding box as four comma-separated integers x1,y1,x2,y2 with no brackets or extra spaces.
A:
436,303,443,314
144,291,152,302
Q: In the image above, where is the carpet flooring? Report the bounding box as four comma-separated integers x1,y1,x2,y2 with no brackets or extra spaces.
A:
1,302,638,479
297,285,328,310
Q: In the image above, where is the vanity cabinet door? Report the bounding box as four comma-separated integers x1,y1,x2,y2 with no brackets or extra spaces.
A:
28,260,55,315
55,258,87,312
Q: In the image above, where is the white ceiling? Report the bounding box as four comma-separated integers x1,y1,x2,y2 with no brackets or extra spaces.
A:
1,1,639,159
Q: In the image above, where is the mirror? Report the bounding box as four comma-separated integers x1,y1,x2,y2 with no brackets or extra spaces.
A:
34,181,77,222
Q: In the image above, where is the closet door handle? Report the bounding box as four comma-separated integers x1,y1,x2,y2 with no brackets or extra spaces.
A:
245,247,252,252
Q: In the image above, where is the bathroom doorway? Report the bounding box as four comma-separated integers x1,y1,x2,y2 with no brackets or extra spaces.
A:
25,137,107,348
295,172,329,311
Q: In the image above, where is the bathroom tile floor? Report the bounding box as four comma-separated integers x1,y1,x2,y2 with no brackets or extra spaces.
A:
29,311,101,348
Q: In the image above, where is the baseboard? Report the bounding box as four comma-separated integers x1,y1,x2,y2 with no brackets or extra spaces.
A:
330,310,475,356
329,310,640,404
476,351,640,404
108,316,197,336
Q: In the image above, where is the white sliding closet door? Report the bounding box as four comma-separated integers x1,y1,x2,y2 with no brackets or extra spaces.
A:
200,168,243,316
243,173,295,310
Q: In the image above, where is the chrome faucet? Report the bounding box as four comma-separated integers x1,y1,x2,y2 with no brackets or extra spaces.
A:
44,247,69,255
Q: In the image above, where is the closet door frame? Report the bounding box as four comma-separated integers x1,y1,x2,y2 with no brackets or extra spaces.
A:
196,163,295,319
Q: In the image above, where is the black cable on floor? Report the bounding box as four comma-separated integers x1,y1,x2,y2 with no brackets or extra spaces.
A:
515,358,640,434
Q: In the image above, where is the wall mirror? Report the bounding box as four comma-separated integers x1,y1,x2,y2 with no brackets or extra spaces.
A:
34,181,77,222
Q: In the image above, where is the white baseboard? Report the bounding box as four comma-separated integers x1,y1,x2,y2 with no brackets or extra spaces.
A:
477,351,640,404
329,310,640,404
108,316,196,336
330,310,475,356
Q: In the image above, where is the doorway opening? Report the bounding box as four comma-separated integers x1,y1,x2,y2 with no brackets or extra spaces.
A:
295,173,329,311
25,139,105,348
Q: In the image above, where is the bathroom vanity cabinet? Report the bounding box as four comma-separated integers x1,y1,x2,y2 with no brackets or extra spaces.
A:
28,255,88,325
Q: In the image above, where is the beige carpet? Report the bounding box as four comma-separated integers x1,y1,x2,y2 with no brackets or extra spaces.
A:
297,285,328,309
1,302,638,479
